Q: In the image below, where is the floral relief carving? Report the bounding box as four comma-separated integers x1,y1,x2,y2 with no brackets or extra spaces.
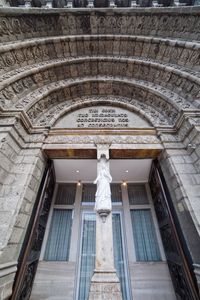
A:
0,13,200,44
0,33,199,75
45,134,160,145
0,56,195,110
23,78,179,124
26,95,172,127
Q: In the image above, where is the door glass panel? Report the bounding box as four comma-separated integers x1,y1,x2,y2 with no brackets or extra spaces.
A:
82,184,96,204
130,209,161,261
55,183,76,205
128,184,149,205
112,213,128,300
78,212,129,300
78,213,96,300
111,184,122,203
82,184,122,204
44,209,72,261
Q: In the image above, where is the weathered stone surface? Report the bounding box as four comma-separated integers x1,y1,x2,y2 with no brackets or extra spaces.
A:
89,271,122,300
0,8,200,42
0,5,200,300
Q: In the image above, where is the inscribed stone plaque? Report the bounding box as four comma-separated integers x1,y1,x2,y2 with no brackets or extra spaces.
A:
54,106,150,128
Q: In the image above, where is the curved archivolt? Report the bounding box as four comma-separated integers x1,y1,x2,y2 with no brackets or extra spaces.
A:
24,78,179,127
0,29,200,130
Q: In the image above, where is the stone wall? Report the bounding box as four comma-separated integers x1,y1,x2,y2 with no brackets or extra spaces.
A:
30,262,76,300
0,116,46,299
129,262,176,300
0,6,200,299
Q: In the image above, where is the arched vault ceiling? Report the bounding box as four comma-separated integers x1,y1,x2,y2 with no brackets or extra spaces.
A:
24,78,179,127
0,58,198,111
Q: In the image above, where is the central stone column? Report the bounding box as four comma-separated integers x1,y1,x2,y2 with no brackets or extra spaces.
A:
88,144,122,300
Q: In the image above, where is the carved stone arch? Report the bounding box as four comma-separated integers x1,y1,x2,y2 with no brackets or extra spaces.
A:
0,35,199,77
29,95,174,128
1,56,196,110
25,78,180,126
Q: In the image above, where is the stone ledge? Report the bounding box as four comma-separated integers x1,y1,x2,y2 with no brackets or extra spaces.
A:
0,6,200,14
0,261,17,277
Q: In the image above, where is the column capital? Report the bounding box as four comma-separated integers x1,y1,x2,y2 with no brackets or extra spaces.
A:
95,143,111,160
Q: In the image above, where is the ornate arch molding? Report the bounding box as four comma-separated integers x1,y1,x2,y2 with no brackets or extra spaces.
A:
24,78,180,126
33,96,168,127
0,35,199,74
0,57,198,110
0,9,200,43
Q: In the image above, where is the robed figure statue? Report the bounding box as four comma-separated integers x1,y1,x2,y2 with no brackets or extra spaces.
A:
93,154,112,213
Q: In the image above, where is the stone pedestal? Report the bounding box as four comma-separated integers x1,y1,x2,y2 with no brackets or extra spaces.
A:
89,213,122,299
89,270,122,300
88,148,122,300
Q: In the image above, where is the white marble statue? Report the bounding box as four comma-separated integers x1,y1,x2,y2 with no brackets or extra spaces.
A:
93,155,112,212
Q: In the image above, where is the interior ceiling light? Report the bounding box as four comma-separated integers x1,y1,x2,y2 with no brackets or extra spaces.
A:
125,170,129,173
76,170,80,173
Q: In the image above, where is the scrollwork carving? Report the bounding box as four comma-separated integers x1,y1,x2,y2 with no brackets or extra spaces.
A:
0,56,196,112
27,93,171,127
45,134,160,145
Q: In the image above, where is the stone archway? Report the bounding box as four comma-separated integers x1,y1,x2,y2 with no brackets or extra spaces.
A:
0,7,200,300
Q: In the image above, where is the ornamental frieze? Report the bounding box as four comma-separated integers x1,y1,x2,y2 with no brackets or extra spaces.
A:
0,15,60,42
44,134,161,145
59,12,200,40
0,52,198,85
22,78,179,124
0,74,193,113
0,57,198,110
29,96,173,127
0,36,199,75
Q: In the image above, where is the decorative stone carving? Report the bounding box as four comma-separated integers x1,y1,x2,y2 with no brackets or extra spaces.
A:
89,146,122,300
94,154,112,216
0,10,200,42
0,8,200,300
23,79,179,126
0,56,197,112
45,134,161,145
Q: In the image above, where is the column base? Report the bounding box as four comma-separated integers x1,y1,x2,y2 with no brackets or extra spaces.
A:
88,270,122,300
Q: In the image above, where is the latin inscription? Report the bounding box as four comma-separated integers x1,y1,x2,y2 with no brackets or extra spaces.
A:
76,108,129,128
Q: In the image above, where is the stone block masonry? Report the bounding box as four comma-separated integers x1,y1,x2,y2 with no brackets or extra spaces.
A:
0,5,200,299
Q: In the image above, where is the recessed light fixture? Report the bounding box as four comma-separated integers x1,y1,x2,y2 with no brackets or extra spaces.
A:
77,180,81,186
125,170,129,173
122,181,127,186
76,170,80,173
